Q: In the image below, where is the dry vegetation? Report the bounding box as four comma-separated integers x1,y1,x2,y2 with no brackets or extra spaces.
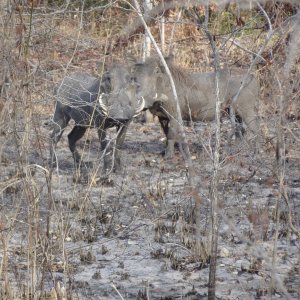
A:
0,0,299,299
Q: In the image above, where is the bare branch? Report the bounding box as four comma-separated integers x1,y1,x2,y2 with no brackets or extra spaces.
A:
131,0,194,172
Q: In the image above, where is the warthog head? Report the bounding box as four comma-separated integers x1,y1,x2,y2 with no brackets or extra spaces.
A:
99,64,144,123
99,64,145,124
130,58,165,108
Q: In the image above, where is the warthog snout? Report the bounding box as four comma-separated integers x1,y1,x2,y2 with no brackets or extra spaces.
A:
98,92,145,120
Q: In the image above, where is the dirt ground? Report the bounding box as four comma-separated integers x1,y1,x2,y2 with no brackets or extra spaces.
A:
1,109,299,299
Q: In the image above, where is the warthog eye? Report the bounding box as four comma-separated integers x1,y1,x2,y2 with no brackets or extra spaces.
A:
103,72,111,87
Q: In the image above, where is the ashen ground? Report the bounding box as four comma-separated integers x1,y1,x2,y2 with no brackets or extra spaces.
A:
1,115,299,299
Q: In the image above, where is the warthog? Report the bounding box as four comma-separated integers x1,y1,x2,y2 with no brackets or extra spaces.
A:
50,64,144,172
131,57,260,157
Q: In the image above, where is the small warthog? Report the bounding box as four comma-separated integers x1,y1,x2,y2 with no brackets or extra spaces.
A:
50,64,144,172
131,57,260,157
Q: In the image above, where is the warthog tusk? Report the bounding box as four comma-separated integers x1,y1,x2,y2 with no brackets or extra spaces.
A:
153,93,168,102
160,93,169,101
133,96,145,117
99,93,108,115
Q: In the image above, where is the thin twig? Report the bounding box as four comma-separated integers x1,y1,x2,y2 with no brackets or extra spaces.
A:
131,0,195,178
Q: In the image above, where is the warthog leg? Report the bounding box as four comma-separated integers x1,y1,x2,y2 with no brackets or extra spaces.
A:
234,113,246,138
227,107,245,140
158,116,169,137
50,115,70,167
164,119,187,159
98,128,111,172
99,123,129,174
235,103,261,153
97,128,108,150
68,125,87,169
114,124,129,172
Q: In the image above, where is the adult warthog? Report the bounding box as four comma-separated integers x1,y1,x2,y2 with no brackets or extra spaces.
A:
131,57,260,158
50,64,144,172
